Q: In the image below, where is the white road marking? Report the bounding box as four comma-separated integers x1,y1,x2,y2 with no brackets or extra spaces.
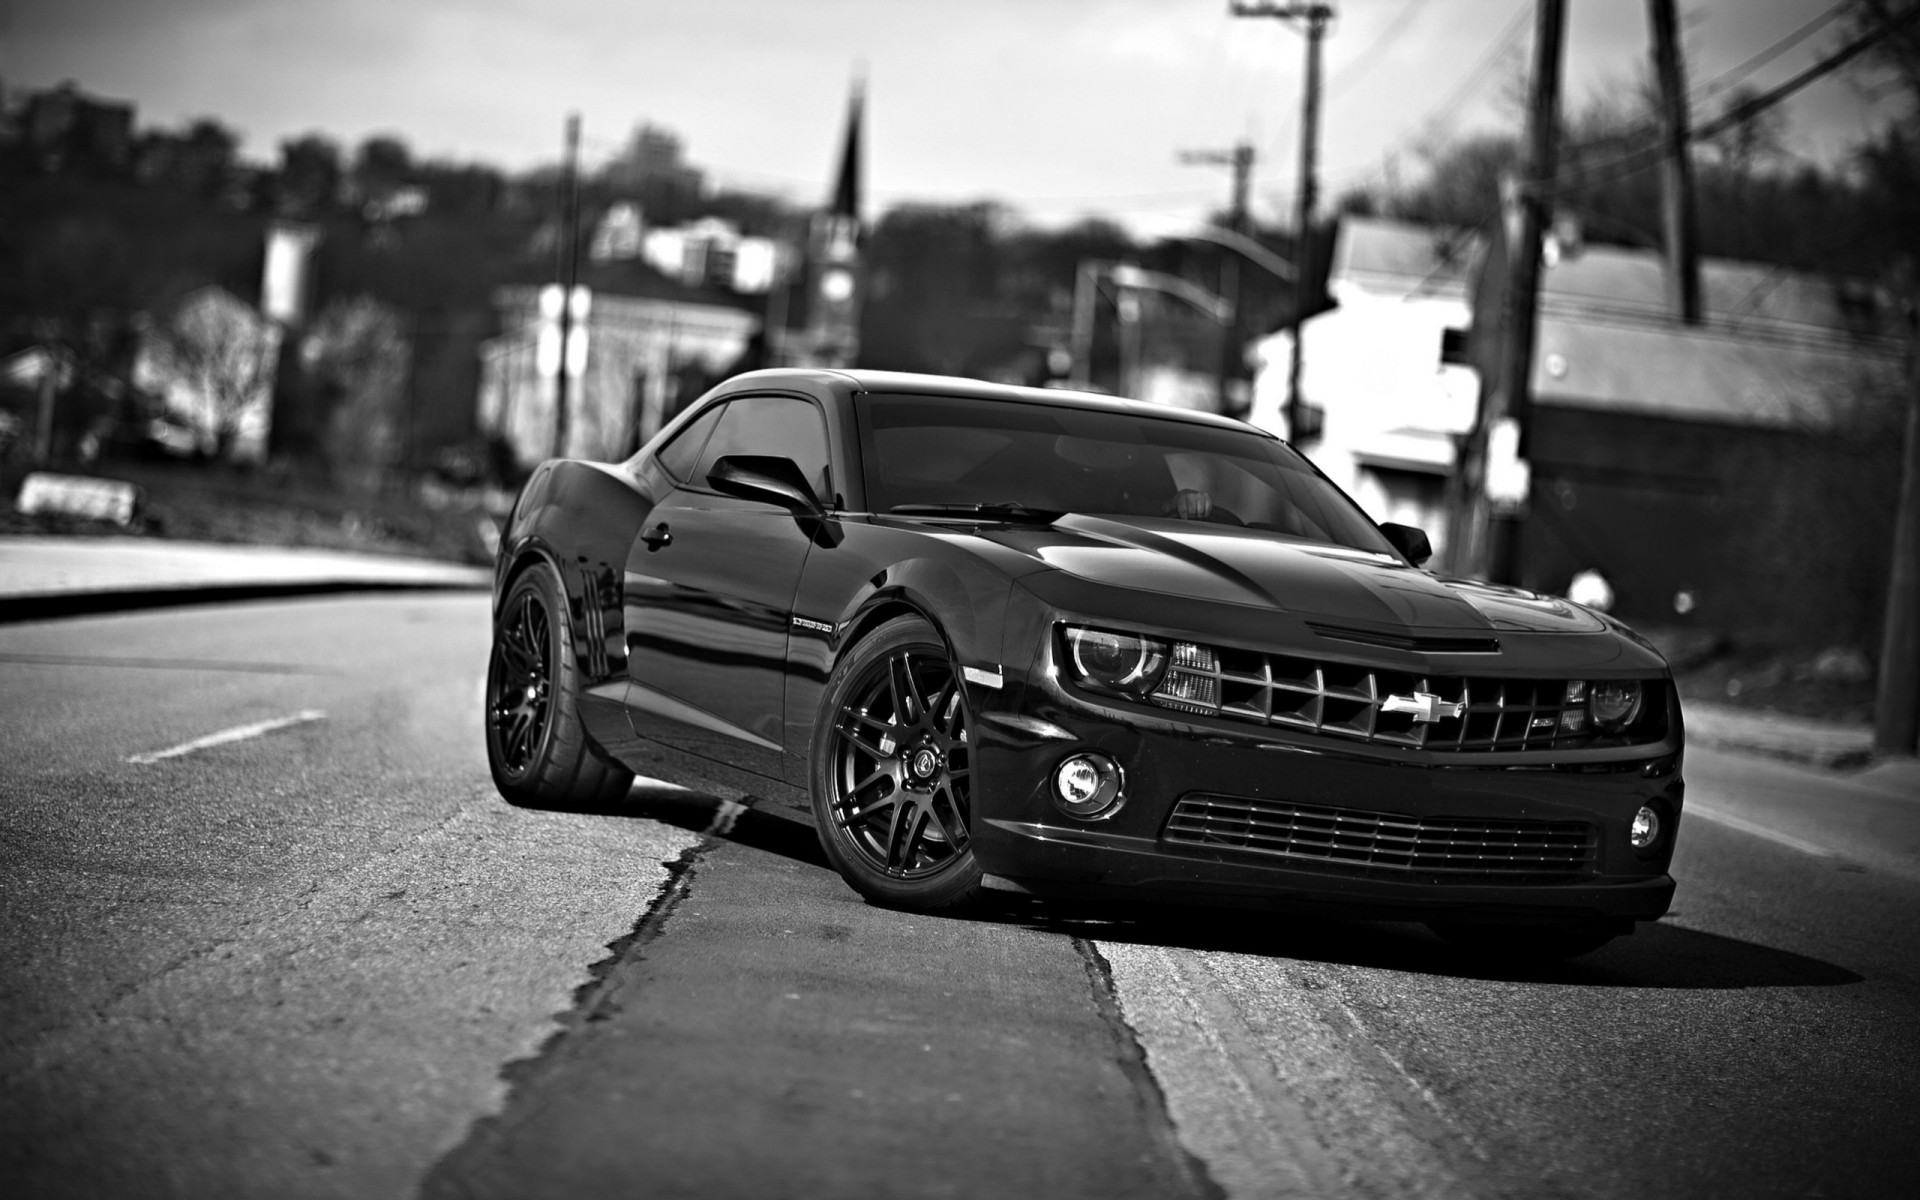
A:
128,710,327,765
1687,801,1836,859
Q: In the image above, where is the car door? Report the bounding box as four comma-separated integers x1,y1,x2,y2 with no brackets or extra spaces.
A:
623,392,833,779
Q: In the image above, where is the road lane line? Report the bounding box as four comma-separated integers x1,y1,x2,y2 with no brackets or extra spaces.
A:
128,710,327,764
1687,801,1836,859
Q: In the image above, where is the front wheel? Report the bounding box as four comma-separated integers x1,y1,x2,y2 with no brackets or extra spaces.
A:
810,615,983,911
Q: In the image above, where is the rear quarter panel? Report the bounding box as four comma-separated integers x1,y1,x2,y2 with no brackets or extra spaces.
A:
497,458,665,691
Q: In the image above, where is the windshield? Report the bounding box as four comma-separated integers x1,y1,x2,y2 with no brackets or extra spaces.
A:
855,393,1396,555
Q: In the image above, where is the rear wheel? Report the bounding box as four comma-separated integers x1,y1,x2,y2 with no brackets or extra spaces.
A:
1427,921,1620,961
485,562,634,810
811,615,983,911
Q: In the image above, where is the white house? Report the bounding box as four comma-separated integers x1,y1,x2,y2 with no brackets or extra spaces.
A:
1249,216,1481,558
477,280,758,467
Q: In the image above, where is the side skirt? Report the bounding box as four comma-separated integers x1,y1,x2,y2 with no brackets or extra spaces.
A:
580,686,809,815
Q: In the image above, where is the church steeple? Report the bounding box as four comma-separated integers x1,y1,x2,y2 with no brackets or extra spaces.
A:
799,72,865,368
828,74,862,223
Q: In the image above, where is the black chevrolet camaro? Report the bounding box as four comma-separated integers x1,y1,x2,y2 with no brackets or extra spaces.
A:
486,369,1683,957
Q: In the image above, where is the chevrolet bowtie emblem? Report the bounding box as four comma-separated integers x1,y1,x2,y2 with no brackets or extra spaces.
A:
1382,691,1465,723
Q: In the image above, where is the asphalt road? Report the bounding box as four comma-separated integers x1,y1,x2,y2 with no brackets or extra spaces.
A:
3,595,1917,1199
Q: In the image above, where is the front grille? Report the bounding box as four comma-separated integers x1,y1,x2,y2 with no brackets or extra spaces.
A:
1150,645,1660,752
1164,794,1598,880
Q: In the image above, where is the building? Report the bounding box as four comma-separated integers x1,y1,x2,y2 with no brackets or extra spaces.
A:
1251,214,1906,641
475,261,758,469
15,81,135,174
1248,217,1480,560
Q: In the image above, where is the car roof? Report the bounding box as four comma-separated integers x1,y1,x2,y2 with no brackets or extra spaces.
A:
717,368,1274,437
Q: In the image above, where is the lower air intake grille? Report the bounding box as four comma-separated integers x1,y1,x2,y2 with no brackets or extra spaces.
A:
1164,794,1597,880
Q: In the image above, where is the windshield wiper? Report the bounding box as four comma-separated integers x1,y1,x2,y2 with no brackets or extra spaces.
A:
888,502,1066,523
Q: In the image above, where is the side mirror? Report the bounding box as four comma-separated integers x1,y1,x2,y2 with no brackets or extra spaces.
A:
1379,522,1432,567
707,455,825,516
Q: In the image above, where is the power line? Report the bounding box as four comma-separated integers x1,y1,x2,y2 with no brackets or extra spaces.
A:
1689,1,1848,105
1553,1,1920,196
1326,0,1429,101
1408,1,1532,160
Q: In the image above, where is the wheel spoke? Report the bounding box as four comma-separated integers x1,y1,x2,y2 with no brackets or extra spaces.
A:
927,676,957,733
886,804,930,872
903,660,928,725
846,786,900,824
839,724,894,762
929,785,968,846
505,710,532,765
887,656,915,724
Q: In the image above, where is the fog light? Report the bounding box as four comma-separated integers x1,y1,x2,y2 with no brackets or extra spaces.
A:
1053,753,1124,819
1630,805,1662,850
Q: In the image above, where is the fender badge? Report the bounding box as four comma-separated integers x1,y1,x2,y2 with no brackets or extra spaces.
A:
1381,691,1465,723
791,616,835,634
961,666,1004,689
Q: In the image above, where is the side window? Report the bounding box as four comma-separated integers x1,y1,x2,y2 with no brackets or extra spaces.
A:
654,403,726,483
692,394,832,502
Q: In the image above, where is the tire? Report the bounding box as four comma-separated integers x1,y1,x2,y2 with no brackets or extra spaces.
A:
1427,921,1619,961
485,561,634,810
810,615,984,911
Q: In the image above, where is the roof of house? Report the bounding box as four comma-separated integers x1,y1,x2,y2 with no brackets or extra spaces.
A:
1328,215,1905,430
1330,216,1479,300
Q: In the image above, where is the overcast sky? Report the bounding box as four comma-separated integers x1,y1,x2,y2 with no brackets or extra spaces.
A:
1,0,1897,235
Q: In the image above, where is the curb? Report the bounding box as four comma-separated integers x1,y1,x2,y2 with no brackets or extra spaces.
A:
0,579,489,625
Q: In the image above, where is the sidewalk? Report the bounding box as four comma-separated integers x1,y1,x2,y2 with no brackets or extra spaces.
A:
1682,700,1879,769
0,535,489,621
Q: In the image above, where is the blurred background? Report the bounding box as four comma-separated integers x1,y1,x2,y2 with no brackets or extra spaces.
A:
1,0,1915,736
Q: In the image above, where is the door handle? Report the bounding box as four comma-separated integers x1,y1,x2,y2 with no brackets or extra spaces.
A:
641,522,672,551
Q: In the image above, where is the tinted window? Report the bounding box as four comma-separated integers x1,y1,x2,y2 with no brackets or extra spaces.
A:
856,393,1394,554
655,403,724,483
692,395,832,501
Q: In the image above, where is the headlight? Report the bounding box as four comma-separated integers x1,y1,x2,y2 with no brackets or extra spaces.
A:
1589,680,1644,730
1062,627,1169,699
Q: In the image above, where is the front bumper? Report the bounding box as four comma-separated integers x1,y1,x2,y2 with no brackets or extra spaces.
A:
966,671,1683,927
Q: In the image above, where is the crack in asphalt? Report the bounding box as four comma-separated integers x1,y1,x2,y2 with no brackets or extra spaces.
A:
1074,937,1229,1200
488,833,716,1093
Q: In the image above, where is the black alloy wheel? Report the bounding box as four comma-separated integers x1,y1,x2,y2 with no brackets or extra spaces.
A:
488,578,553,782
812,615,983,910
485,563,634,810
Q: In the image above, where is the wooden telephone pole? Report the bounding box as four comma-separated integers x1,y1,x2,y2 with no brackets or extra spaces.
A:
1876,271,1920,757
1231,2,1332,443
554,113,581,459
1478,0,1567,585
1648,0,1701,324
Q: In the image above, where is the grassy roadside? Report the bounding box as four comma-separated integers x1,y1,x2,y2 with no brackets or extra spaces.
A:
0,459,505,566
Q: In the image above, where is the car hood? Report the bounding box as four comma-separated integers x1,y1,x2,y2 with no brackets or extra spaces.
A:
980,514,1605,635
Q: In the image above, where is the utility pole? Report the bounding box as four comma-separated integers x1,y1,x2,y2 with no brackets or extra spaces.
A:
553,112,581,459
1876,269,1920,757
1480,0,1566,585
1230,2,1332,444
1648,0,1701,324
1179,142,1254,414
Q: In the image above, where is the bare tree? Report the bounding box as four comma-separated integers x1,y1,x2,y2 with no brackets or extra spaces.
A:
146,288,279,460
